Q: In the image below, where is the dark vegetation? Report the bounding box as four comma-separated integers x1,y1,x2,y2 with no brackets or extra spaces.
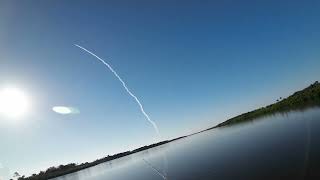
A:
213,81,320,128
17,136,186,180
17,81,320,180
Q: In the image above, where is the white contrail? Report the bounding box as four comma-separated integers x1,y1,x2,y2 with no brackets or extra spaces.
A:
74,44,160,136
143,159,167,180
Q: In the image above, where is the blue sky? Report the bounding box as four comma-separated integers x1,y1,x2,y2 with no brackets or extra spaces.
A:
1,0,320,177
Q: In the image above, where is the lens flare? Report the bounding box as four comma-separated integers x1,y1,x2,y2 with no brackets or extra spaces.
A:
52,106,79,115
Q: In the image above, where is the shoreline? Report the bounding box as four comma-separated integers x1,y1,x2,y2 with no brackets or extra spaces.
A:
20,81,320,180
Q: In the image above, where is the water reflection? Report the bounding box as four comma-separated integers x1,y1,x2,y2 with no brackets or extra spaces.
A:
54,107,320,180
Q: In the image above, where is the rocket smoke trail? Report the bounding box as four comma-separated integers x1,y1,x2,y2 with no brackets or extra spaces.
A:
75,44,167,180
74,44,160,136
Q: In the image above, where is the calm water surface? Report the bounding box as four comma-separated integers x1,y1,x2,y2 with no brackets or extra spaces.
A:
54,108,320,180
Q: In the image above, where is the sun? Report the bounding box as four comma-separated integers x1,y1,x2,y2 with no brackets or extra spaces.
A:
0,87,30,118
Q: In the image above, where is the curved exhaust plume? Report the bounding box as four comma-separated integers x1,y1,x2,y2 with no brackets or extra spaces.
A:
74,44,160,136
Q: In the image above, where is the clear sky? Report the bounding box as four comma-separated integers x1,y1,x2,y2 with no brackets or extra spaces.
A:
1,0,320,177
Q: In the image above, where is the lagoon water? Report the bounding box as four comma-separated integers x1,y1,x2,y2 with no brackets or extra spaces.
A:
53,108,320,180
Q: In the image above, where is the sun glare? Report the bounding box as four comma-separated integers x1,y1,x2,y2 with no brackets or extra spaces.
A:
0,87,30,118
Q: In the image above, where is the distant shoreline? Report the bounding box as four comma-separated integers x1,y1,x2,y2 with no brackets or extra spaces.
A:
212,81,320,128
18,136,189,180
19,81,320,180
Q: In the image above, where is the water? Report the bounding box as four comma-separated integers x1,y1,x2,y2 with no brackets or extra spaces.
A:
53,108,320,180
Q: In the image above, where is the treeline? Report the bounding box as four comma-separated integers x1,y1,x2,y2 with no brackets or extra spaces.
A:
17,136,186,180
213,81,320,128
